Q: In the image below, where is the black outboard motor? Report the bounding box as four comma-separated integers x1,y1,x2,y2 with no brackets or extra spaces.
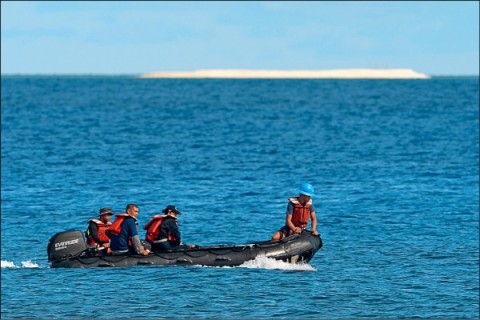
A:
47,230,87,262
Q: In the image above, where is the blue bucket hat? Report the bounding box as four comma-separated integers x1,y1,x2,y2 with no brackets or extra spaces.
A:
297,182,315,197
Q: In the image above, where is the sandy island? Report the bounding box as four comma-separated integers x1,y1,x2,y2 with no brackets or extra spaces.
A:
139,69,430,79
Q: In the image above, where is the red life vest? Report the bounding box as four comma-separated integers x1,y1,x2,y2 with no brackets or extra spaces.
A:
143,215,177,243
86,219,111,246
107,213,130,237
289,197,312,228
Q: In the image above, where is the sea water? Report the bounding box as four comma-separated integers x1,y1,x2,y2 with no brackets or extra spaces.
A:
1,76,478,319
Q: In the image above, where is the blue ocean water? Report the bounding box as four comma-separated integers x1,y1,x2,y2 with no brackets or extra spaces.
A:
1,76,479,319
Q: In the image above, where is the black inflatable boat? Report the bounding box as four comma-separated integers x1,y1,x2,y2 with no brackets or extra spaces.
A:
47,230,322,268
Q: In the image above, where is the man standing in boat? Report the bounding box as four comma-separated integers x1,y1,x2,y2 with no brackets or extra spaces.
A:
108,203,150,255
271,182,319,241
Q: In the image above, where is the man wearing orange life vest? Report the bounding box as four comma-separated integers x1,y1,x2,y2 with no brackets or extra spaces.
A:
271,182,319,241
144,204,196,251
85,207,114,253
109,204,150,256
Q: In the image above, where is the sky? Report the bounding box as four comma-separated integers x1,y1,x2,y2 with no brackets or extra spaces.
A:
1,1,479,76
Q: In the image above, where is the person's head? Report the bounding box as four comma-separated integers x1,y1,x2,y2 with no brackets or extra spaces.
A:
126,204,139,218
162,204,182,217
297,182,314,203
99,207,114,223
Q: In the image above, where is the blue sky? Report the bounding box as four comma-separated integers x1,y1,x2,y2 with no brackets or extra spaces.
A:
1,1,479,75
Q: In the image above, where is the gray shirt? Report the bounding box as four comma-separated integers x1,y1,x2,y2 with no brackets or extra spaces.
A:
131,235,143,254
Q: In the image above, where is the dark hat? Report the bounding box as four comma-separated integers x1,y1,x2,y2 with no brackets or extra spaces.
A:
162,205,182,215
99,207,114,216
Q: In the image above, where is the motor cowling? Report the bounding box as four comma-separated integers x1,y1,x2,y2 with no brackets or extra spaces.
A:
47,230,87,262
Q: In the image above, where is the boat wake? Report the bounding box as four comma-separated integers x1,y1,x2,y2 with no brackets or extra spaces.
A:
2,257,315,271
1,260,40,268
238,256,316,271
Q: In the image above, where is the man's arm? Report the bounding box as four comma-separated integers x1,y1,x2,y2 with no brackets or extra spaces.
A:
131,235,144,254
285,202,301,233
167,220,181,245
128,220,149,255
310,211,319,235
88,222,103,245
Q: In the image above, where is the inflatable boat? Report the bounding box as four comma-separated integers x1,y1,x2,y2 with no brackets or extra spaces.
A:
47,230,322,268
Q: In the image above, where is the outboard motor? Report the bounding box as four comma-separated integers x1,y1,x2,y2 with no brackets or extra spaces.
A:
47,230,87,262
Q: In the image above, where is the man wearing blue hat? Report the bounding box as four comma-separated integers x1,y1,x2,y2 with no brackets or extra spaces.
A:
271,182,319,241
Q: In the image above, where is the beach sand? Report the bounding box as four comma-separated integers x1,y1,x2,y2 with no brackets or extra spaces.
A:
139,69,430,79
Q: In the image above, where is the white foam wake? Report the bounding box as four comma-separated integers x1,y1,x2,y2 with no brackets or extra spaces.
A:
21,260,40,268
239,256,316,271
1,260,17,268
1,260,40,268
2,258,314,271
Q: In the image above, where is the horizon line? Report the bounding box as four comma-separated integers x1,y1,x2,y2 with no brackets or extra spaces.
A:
2,72,479,78
140,68,433,79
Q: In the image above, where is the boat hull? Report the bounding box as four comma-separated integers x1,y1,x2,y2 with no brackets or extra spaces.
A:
49,231,322,268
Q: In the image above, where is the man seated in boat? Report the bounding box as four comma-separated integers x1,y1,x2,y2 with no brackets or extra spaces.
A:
85,207,114,255
144,204,196,251
107,203,150,255
271,182,319,241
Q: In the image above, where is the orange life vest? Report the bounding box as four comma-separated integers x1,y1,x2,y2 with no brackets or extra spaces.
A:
143,215,177,243
107,213,130,237
86,219,111,246
289,197,312,228
107,213,137,246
